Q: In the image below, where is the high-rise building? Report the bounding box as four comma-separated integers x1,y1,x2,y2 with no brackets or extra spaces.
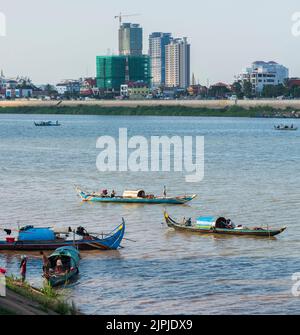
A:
238,61,289,95
119,23,143,56
96,55,151,91
149,32,172,87
165,37,190,89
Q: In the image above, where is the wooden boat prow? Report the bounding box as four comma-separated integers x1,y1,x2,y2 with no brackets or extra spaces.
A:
164,211,287,238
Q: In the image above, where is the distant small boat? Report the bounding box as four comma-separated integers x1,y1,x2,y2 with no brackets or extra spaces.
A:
274,124,298,131
164,212,287,237
34,121,61,127
76,187,197,205
44,246,80,287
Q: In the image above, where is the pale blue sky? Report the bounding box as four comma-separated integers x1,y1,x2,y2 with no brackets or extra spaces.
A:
0,0,299,84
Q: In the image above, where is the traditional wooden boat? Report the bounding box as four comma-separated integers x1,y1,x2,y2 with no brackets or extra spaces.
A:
164,212,287,237
44,246,80,287
0,220,125,251
34,121,61,127
274,125,298,131
76,187,197,205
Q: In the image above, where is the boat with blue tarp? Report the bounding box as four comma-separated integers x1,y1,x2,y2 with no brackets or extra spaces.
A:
164,212,286,237
0,220,125,251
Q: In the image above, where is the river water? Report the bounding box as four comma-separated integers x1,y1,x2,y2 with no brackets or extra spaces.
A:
0,114,299,315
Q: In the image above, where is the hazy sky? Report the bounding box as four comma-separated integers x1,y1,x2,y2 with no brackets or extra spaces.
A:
0,0,299,84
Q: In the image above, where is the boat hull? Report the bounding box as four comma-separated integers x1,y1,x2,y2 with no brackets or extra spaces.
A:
164,213,286,237
48,268,79,287
77,189,197,205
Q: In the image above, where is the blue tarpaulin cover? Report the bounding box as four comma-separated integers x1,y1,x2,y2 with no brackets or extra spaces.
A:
196,217,215,223
18,227,55,241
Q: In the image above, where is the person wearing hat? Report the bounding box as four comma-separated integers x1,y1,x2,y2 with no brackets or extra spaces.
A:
20,255,27,283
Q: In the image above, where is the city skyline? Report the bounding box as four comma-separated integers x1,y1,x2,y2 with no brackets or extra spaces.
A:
0,0,299,84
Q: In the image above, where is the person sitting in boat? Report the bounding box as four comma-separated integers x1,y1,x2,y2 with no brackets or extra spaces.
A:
111,190,116,198
185,218,192,227
101,189,108,197
225,219,235,229
55,258,63,273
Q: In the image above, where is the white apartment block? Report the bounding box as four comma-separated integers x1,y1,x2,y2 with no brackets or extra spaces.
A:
165,37,190,89
238,61,289,94
149,32,172,87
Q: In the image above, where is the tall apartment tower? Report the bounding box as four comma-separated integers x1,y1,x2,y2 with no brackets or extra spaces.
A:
165,37,190,89
149,32,172,87
119,23,143,56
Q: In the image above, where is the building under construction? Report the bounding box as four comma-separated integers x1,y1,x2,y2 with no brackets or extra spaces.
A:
96,55,151,92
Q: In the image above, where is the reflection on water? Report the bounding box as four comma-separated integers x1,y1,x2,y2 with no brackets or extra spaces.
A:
0,114,299,314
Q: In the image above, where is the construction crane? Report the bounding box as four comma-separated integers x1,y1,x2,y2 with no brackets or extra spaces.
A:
114,13,140,26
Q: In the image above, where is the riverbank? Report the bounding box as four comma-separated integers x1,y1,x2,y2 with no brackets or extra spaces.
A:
1,98,300,109
0,103,300,118
0,277,79,315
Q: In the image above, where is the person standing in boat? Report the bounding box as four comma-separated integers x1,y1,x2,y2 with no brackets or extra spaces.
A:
40,251,50,276
111,190,116,198
163,186,167,198
19,255,27,283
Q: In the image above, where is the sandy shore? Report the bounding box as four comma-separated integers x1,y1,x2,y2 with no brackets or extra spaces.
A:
0,99,300,109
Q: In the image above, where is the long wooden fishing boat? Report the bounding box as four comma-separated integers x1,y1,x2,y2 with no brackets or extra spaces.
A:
274,125,298,131
76,187,197,205
0,220,125,251
164,212,287,237
34,121,61,127
44,246,80,287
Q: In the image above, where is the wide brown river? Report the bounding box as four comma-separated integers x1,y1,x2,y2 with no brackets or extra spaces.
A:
0,114,299,314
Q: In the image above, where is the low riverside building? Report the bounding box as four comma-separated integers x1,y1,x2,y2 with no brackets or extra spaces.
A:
80,77,97,97
120,81,150,99
4,78,35,98
56,80,81,96
288,77,300,88
238,61,289,95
